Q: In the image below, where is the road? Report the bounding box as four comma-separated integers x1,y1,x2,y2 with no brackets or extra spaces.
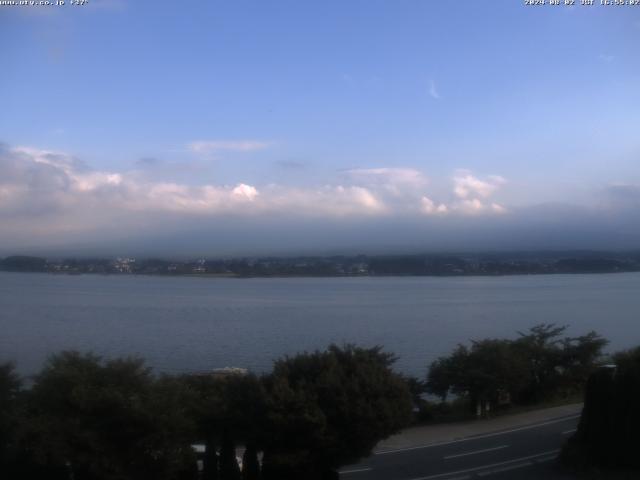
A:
340,413,580,480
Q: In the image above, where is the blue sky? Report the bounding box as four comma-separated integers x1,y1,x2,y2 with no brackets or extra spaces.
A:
1,0,640,254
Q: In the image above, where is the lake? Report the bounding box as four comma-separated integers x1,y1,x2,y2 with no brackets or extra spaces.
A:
1,272,639,377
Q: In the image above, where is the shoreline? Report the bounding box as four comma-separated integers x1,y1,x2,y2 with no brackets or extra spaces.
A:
2,270,640,279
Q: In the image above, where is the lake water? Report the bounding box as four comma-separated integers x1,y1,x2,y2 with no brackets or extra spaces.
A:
1,272,640,377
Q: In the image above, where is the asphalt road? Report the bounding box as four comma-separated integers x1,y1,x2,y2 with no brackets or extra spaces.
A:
339,414,580,480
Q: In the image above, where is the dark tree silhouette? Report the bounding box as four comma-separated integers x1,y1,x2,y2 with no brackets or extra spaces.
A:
183,372,266,480
219,430,241,480
202,437,219,480
261,344,413,479
25,351,196,480
0,363,21,474
426,325,608,412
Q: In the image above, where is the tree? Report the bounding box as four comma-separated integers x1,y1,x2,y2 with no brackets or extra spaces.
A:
181,373,223,480
464,339,527,412
427,341,527,414
0,255,47,272
514,323,567,403
558,331,608,393
426,345,474,404
426,325,606,413
426,356,454,402
0,363,21,470
261,344,413,479
25,351,196,480
403,376,427,405
182,372,267,480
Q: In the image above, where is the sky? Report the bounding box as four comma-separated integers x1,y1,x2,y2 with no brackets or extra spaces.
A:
1,0,640,256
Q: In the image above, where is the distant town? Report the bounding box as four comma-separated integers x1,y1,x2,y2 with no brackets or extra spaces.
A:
2,251,640,277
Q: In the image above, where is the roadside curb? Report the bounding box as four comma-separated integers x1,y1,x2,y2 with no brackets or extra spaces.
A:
374,403,583,453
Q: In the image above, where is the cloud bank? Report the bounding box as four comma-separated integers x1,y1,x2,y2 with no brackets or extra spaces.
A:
1,142,639,255
0,143,505,221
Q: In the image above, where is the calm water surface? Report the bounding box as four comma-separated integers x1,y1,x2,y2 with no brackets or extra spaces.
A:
1,272,639,377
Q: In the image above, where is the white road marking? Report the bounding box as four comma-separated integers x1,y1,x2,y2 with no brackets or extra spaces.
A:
534,455,558,463
444,445,509,460
562,428,577,435
476,461,533,476
340,467,373,474
375,415,579,456
406,449,560,480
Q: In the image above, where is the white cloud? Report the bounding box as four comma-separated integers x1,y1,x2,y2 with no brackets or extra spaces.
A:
448,198,506,215
264,185,386,217
232,183,259,201
347,167,428,194
447,170,507,214
456,198,484,214
347,167,435,213
11,146,83,172
342,186,385,213
188,140,271,154
0,145,515,246
491,202,507,214
453,170,506,199
0,144,389,224
429,80,440,100
421,196,448,215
